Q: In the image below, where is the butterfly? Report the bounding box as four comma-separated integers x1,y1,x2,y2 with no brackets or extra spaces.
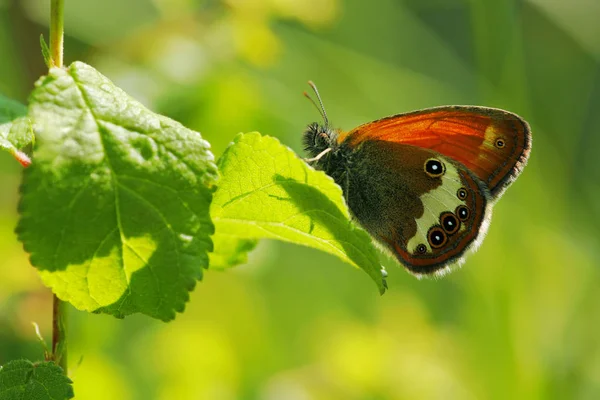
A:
302,82,532,276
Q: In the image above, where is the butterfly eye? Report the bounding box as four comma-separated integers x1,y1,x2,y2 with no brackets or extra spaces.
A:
427,226,447,249
455,205,470,221
495,138,506,149
457,188,468,200
415,244,427,254
440,212,460,235
424,158,445,178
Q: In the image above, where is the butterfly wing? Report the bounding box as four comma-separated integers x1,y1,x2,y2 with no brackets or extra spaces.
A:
342,140,492,275
338,106,531,199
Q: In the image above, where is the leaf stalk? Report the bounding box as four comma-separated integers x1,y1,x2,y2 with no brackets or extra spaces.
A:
52,295,68,373
50,0,68,374
50,0,64,68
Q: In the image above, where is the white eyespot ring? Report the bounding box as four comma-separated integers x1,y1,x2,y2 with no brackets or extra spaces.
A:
427,226,447,249
440,212,460,235
456,205,470,221
424,158,445,178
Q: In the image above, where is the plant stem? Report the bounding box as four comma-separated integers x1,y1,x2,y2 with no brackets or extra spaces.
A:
52,294,68,372
50,0,64,68
50,1,67,372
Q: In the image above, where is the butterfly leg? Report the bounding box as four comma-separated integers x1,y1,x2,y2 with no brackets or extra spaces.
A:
303,147,332,163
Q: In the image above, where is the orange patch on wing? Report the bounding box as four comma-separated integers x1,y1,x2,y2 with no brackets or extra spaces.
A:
338,106,531,196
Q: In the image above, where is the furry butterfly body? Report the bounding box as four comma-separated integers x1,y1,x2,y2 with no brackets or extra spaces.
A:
303,86,532,276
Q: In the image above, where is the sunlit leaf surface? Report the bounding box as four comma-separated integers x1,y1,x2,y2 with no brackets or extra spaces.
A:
0,95,33,164
210,132,386,293
17,62,218,321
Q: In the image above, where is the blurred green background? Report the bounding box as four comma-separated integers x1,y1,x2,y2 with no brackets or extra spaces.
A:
1,0,599,399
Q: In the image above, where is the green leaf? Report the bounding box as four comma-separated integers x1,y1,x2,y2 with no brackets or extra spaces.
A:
0,95,27,124
210,132,386,293
0,360,74,400
209,235,258,269
39,35,52,69
0,95,34,165
17,62,219,321
0,116,34,152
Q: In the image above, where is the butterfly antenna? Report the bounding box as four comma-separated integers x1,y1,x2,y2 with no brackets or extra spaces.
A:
303,91,322,119
304,80,329,128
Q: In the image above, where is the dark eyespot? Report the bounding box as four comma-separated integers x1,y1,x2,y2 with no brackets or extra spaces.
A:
457,188,468,200
456,205,470,221
495,138,505,149
440,212,460,235
427,226,447,249
424,158,445,178
415,244,427,254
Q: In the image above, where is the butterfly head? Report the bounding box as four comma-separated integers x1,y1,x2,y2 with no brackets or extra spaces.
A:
303,121,338,159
